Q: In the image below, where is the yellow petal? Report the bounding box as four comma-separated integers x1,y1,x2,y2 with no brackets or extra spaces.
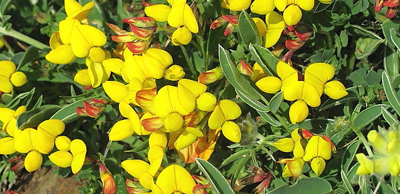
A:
251,62,267,82
276,61,298,91
49,150,73,168
355,153,374,175
38,119,65,138
145,4,171,22
296,0,314,11
252,18,267,36
196,92,217,112
289,100,309,124
46,45,76,64
148,145,164,176
10,72,27,87
256,76,282,94
55,136,72,151
156,164,196,194
283,81,321,107
310,158,326,176
14,128,36,153
103,81,129,103
177,79,207,114
303,136,332,161
168,3,198,33
221,121,241,143
164,112,184,132
273,138,295,152
59,19,80,45
208,104,226,129
145,48,173,68
74,69,91,86
171,26,192,46
164,65,185,81
274,0,288,11
220,99,241,120
0,76,13,93
0,137,16,155
265,11,285,48
87,59,110,88
65,0,95,21
102,58,124,75
70,139,86,174
149,130,168,148
71,25,107,58
250,0,275,15
49,31,63,49
324,80,348,100
221,0,251,11
305,63,335,95
25,150,42,172
121,159,150,178
0,107,15,124
153,86,176,117
283,5,302,26
174,130,199,150
109,119,133,141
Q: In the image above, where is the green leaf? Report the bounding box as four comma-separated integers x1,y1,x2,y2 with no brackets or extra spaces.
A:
50,99,87,124
352,105,386,131
17,105,61,129
354,37,384,59
235,89,269,112
390,28,400,52
5,87,36,109
258,111,281,127
319,88,359,111
269,92,283,113
238,10,261,45
341,170,356,194
382,20,400,49
384,46,399,81
219,45,262,100
195,158,235,194
0,0,11,18
114,174,129,194
231,153,251,188
341,140,360,172
382,71,400,116
220,149,252,168
268,178,333,194
381,107,400,126
17,46,40,70
249,44,279,77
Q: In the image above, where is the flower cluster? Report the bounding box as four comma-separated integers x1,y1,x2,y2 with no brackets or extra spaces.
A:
256,61,348,123
356,127,400,176
273,128,335,177
0,107,86,173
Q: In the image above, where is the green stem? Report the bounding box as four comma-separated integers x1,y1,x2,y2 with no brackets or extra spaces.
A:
353,128,374,157
0,26,50,50
180,45,197,78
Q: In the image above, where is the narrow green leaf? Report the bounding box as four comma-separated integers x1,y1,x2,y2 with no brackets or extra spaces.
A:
269,92,283,113
220,149,252,168
268,178,333,194
236,89,269,112
348,25,383,40
341,140,360,172
231,154,251,188
196,158,235,194
384,46,400,81
0,0,11,18
354,37,384,59
381,107,400,126
319,87,359,111
382,71,400,116
341,170,356,194
219,45,262,100
352,105,386,130
390,28,400,52
249,44,279,77
382,20,400,49
258,111,281,127
238,10,261,45
32,95,43,109
50,99,87,124
17,105,61,129
6,87,36,109
114,174,129,194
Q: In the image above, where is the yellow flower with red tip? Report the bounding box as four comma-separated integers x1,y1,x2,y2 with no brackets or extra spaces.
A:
303,136,332,176
0,61,28,94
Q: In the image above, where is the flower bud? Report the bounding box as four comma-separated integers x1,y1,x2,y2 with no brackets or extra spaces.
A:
164,65,185,81
99,162,117,194
198,67,224,84
237,60,253,76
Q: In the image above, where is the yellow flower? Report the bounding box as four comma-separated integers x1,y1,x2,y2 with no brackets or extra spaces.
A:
324,80,348,100
49,138,87,174
0,106,26,136
208,100,242,142
303,136,332,176
108,102,141,141
256,76,282,94
250,0,275,15
278,158,305,178
221,0,251,11
0,61,28,93
274,0,314,26
64,0,95,22
356,153,374,175
252,12,285,48
153,164,196,194
164,65,185,81
273,138,295,152
145,4,172,22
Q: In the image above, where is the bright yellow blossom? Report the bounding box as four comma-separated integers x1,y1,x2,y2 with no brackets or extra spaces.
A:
0,61,28,93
